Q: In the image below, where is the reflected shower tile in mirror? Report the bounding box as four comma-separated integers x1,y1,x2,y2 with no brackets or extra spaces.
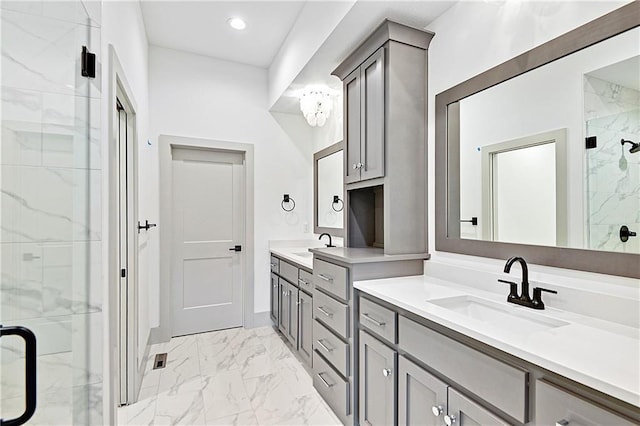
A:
72,311,102,386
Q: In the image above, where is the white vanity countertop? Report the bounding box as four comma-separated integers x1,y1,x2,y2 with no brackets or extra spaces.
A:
354,275,640,408
270,247,315,270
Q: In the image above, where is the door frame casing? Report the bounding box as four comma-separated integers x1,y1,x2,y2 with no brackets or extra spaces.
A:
104,45,146,420
156,135,255,343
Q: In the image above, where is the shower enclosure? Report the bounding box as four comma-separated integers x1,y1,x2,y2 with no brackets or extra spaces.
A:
1,1,102,424
584,71,640,254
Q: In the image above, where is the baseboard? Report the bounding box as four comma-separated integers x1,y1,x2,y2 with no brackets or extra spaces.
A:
149,326,170,345
250,311,272,328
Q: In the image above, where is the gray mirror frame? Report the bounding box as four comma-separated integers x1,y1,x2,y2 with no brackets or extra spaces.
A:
435,1,640,279
314,141,344,237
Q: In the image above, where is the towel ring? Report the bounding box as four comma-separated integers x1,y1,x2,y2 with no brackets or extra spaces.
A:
332,195,344,212
282,194,296,212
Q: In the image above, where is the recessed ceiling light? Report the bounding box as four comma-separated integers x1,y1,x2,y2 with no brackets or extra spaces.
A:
228,17,246,30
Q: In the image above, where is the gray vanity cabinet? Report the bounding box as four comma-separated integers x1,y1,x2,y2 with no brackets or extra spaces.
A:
343,47,385,184
279,279,298,347
278,278,289,337
270,273,279,323
297,290,313,365
359,330,396,426
535,380,637,426
398,356,448,426
447,387,510,426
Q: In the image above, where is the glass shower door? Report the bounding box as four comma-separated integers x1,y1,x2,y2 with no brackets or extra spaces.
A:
1,1,102,424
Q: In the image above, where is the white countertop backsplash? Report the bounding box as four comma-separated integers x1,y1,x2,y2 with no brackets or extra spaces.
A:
354,257,640,408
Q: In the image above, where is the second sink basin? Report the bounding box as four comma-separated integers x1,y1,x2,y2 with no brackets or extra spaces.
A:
428,295,569,334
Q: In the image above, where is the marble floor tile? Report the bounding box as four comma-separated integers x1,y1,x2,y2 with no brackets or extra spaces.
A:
118,325,342,426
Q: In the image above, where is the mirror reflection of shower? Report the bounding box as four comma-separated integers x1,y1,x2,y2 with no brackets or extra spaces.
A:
584,55,640,254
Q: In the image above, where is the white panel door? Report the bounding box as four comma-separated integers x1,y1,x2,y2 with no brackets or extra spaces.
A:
171,148,245,336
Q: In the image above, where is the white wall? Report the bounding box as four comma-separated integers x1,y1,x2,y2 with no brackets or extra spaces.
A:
267,1,355,109
425,1,636,278
101,1,151,420
149,46,315,318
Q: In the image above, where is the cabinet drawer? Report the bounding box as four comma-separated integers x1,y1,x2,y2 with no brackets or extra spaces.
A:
313,351,350,420
313,319,349,377
270,256,280,274
314,259,348,301
280,260,298,285
314,290,349,338
399,316,528,423
298,269,314,293
535,380,636,426
360,297,396,343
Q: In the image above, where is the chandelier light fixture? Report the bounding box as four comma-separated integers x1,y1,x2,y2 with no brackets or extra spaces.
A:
299,86,333,127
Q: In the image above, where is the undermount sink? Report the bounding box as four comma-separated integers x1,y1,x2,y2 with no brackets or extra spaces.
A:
292,252,313,258
428,295,569,334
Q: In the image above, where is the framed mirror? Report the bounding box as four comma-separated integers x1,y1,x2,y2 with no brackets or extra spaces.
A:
435,2,640,278
314,142,344,236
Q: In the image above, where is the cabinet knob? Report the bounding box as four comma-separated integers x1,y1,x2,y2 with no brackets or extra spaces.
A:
431,405,444,417
444,414,456,425
556,421,569,426
358,162,364,169
382,368,392,377
352,163,358,170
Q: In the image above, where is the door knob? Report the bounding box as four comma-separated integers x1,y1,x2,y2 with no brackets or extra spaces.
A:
431,405,444,417
228,245,242,252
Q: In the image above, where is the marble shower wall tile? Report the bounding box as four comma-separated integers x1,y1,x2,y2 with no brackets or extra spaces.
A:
1,9,101,97
72,311,102,386
1,166,101,243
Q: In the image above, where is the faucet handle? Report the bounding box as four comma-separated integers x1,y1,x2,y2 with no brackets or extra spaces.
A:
532,287,557,310
498,279,519,300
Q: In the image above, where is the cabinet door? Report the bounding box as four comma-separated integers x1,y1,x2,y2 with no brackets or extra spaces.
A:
398,356,448,426
359,330,396,426
360,46,385,181
536,380,636,426
288,284,299,347
297,290,313,365
278,278,288,336
344,67,362,184
270,273,279,323
446,387,509,426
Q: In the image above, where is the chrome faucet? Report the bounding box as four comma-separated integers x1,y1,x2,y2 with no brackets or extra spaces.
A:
499,256,557,310
319,233,335,248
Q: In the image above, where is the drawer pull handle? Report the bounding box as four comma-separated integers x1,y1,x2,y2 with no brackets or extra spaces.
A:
362,313,385,327
298,279,309,286
316,339,333,353
431,405,444,417
317,372,334,388
318,274,333,282
382,368,392,377
444,414,456,425
556,421,569,426
317,306,334,318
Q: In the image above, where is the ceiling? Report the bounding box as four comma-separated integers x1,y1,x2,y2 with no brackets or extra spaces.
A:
140,1,306,68
140,0,458,112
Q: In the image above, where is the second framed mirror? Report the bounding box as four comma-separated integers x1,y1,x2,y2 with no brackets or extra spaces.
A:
314,141,344,237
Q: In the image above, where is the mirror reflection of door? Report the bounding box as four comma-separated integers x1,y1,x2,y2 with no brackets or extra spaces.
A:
481,129,568,246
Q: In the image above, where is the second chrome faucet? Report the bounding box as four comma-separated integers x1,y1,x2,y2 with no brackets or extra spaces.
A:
499,256,557,310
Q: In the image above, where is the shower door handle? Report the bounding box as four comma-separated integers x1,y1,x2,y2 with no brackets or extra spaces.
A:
0,325,37,426
620,225,637,242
